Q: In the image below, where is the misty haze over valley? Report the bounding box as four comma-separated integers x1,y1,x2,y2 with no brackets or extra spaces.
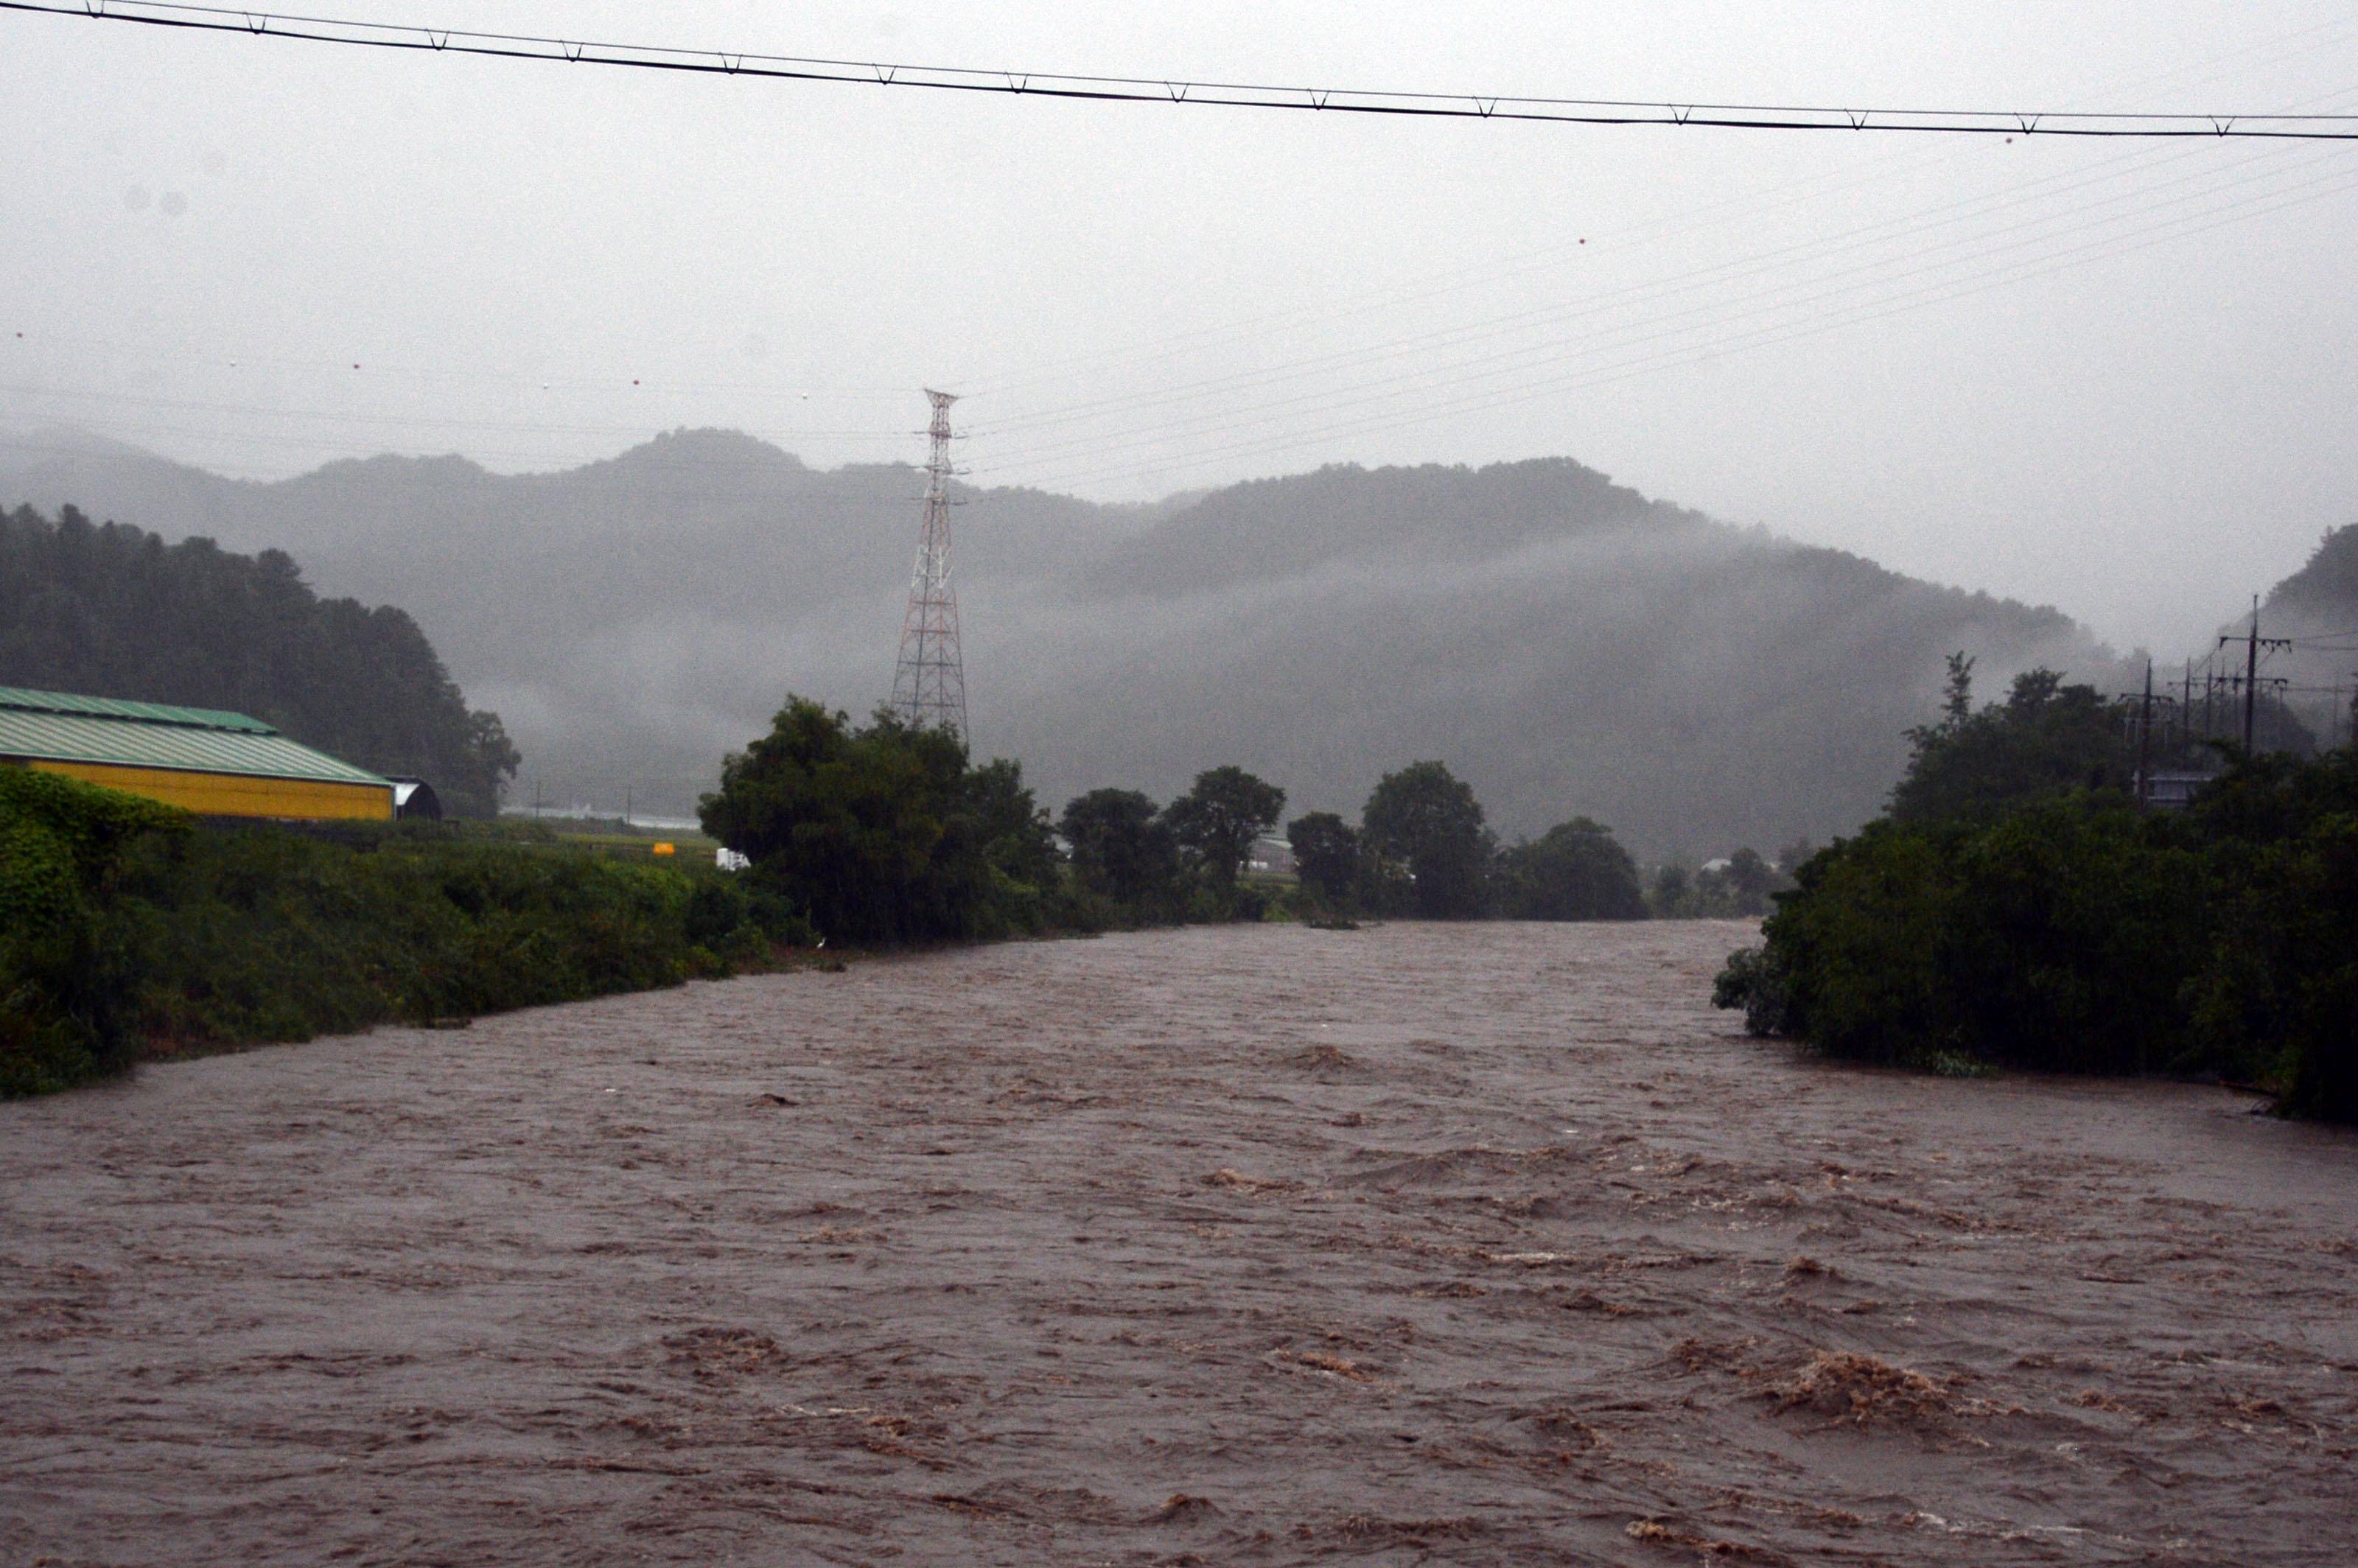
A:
2,424,2135,853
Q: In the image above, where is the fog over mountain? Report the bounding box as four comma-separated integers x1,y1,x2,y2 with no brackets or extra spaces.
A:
1,425,2125,856
2247,523,2358,748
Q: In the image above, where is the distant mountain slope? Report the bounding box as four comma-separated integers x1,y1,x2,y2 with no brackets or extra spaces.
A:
0,501,516,815
2267,523,2358,623
2256,522,2358,742
1084,458,1711,597
1,427,2119,854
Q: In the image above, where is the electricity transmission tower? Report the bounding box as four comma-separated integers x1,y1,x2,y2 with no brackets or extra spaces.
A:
890,390,968,736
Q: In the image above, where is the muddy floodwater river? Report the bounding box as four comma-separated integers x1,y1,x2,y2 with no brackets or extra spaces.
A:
5,920,2357,1565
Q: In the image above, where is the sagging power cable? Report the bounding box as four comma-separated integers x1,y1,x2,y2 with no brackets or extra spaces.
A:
9,0,2358,140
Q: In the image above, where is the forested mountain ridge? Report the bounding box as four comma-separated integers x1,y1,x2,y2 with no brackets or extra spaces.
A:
0,503,517,816
2239,521,2358,743
1,427,2119,853
2267,522,2358,620
1082,458,1717,597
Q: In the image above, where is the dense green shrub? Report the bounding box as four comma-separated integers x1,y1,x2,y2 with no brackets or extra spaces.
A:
1743,817,1966,1065
1942,801,2211,1074
1710,945,1792,1037
2177,752,2358,1119
1717,750,2358,1121
700,699,1062,944
1,769,188,1095
1497,817,1647,920
108,827,749,1046
1362,761,1494,918
2,774,807,1097
1060,787,1183,915
1164,766,1285,887
1286,811,1360,908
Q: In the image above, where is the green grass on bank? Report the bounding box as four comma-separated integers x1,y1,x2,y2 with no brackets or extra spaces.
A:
1,770,808,1098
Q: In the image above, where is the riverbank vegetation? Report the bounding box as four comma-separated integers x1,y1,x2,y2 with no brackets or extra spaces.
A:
1715,662,2357,1123
0,767,798,1098
1277,759,1658,923
699,700,1293,937
4,689,1744,1099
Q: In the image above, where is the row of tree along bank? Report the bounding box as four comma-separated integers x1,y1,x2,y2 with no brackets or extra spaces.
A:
1285,765,1797,920
696,698,1788,936
1,690,1788,1097
1715,660,2358,1124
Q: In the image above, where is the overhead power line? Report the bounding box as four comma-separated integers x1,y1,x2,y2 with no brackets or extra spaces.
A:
12,0,2358,140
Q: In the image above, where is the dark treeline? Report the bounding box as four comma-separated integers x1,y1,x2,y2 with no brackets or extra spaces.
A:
1284,758,1786,922
1893,653,2310,824
0,503,519,816
695,698,1687,939
696,699,1304,939
1716,659,2357,1124
1644,846,1800,920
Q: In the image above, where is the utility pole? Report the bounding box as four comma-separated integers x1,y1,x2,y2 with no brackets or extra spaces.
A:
2219,595,2294,755
2243,597,2259,752
2136,661,2155,809
2181,660,2194,749
890,390,968,736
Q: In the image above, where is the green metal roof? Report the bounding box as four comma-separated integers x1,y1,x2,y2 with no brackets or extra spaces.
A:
0,686,278,733
0,687,390,787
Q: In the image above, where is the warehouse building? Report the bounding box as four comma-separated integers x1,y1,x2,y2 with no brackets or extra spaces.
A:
0,686,396,822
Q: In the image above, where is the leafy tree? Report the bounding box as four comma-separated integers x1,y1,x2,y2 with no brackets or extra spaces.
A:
1498,817,1647,920
1939,650,1976,727
969,757,1062,895
1721,801,2211,1074
1286,811,1359,904
467,712,522,799
1892,654,2319,826
1362,761,1493,918
1060,788,1180,907
1654,849,1787,918
699,698,1056,942
1889,664,2135,822
0,503,518,816
1164,765,1285,886
1706,847,1781,916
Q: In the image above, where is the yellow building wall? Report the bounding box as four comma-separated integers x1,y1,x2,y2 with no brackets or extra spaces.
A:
27,760,394,822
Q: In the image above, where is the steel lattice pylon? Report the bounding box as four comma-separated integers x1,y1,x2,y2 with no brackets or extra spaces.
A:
889,390,967,736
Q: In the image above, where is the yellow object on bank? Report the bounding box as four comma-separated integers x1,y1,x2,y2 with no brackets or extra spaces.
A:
652,841,676,856
29,760,393,821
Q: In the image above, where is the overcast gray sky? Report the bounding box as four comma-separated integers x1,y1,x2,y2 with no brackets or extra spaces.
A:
4,0,2354,653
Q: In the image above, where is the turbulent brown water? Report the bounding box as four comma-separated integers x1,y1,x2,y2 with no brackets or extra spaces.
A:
4,920,2356,1565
